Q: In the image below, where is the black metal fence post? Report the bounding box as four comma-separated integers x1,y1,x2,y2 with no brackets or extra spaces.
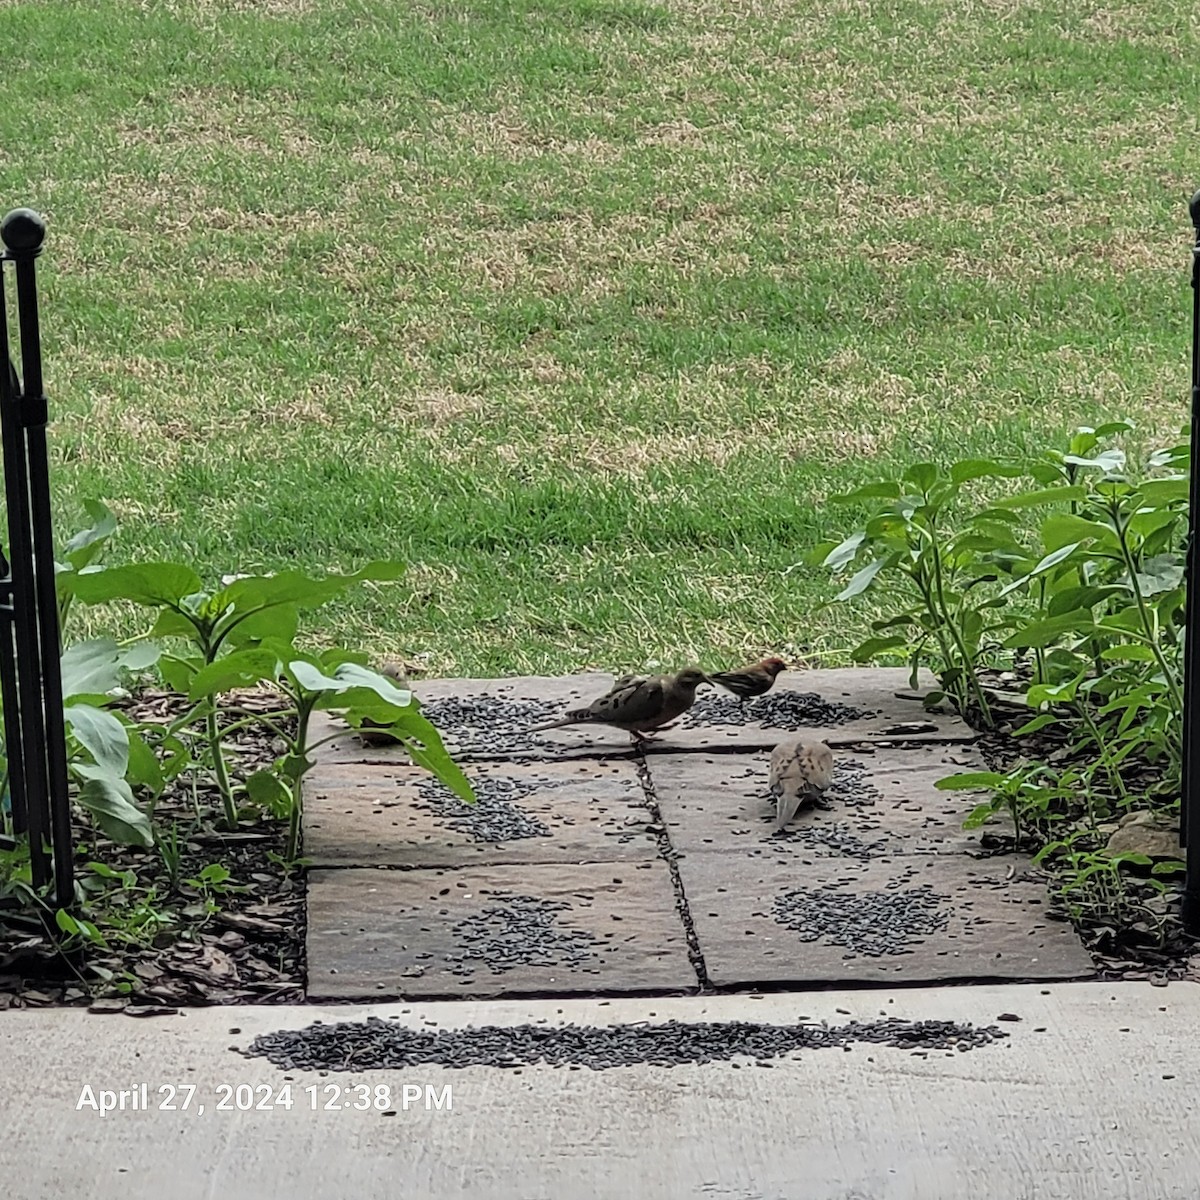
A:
1182,189,1200,934
0,207,73,909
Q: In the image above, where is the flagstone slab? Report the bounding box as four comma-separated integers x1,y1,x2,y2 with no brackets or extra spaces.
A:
303,757,659,869
660,667,974,752
307,861,696,1000
675,850,1094,987
306,675,634,765
648,746,986,859
307,668,973,770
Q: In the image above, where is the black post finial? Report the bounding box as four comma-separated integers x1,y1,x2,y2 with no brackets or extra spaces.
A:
1191,189,1200,231
0,209,46,255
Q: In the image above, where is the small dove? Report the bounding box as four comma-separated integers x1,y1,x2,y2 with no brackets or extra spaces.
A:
527,667,712,741
710,656,787,704
768,736,835,832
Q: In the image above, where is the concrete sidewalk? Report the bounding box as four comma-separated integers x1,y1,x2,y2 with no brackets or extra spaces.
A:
0,981,1195,1200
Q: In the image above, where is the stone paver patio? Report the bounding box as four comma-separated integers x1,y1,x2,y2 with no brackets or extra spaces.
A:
304,669,1095,999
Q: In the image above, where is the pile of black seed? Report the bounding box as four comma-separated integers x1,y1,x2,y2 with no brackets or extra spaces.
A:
445,894,602,976
414,775,552,843
241,1015,1008,1072
420,695,565,756
773,883,951,956
684,690,871,730
778,821,886,861
829,760,883,811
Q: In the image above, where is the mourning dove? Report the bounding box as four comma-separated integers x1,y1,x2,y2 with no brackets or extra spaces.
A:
710,656,787,704
768,736,835,832
528,667,713,740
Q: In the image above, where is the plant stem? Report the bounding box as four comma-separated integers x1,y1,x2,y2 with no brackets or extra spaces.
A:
924,527,993,725
1076,703,1128,812
1112,505,1184,719
284,699,314,862
204,705,239,828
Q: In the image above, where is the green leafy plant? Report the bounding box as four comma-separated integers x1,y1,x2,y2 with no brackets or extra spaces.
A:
821,421,1191,942
59,558,473,843
813,457,1028,724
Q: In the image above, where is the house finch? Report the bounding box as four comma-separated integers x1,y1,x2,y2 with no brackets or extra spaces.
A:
710,656,788,704
528,667,713,740
768,736,835,832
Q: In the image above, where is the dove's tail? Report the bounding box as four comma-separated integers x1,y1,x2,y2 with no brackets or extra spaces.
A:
774,788,808,832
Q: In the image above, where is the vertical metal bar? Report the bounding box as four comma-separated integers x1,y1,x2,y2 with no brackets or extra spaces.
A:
1181,188,1200,933
0,545,28,838
0,209,53,892
0,381,50,887
12,229,74,908
0,295,30,841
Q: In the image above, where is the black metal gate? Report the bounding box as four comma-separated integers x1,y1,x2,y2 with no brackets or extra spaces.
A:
0,207,73,910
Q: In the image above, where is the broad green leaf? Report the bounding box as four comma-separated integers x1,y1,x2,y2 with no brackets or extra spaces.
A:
64,562,203,607
1003,612,1095,650
62,500,118,571
1127,508,1180,540
60,638,124,699
1133,556,1184,597
1152,860,1185,875
224,604,300,647
871,614,921,631
121,642,162,672
1041,514,1122,552
244,770,293,818
948,459,1026,484
64,704,129,777
901,462,940,492
1024,540,1085,580
963,802,1001,829
77,776,153,848
1099,643,1157,663
157,655,200,693
1107,851,1153,868
124,728,165,798
994,485,1087,510
822,532,866,570
935,772,1004,790
1011,713,1058,736
1138,478,1188,505
836,557,888,601
848,635,907,661
1027,676,1082,706
1046,585,1119,617
290,661,413,707
1062,449,1126,473
216,562,405,618
1092,420,1135,438
149,608,200,640
188,649,283,700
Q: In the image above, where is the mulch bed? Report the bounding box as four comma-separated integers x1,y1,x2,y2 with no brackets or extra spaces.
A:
967,668,1198,984
0,689,304,1010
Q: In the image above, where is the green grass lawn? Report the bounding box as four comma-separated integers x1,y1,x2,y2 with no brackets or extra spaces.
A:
0,0,1196,676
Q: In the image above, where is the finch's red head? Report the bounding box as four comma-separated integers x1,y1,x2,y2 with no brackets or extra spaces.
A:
763,657,788,676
